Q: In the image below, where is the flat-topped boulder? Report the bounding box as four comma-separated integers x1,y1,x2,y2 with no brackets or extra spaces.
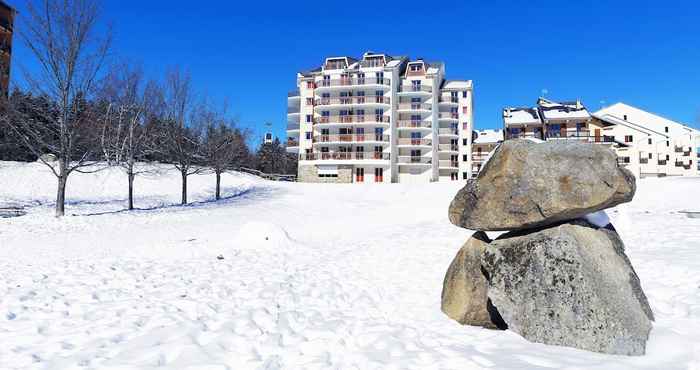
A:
482,221,654,355
449,139,636,231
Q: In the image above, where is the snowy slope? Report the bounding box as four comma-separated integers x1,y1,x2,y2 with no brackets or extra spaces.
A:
0,161,699,370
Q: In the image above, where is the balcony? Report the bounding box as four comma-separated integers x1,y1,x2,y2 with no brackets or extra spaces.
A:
313,134,390,144
359,60,385,68
396,120,431,129
398,85,433,93
439,144,459,152
397,138,432,147
316,77,391,88
658,160,668,166
287,107,300,115
438,112,459,120
439,160,459,169
287,123,300,131
439,97,459,104
397,103,432,111
397,156,432,165
287,139,299,148
288,90,300,98
300,152,390,161
315,114,390,125
315,96,390,106
438,128,459,136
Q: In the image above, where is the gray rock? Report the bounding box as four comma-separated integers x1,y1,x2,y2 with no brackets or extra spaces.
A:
441,232,504,329
482,221,654,355
449,140,636,231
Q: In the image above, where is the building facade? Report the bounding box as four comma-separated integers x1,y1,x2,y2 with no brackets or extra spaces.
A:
0,1,15,94
471,129,503,176
503,98,700,178
287,52,473,183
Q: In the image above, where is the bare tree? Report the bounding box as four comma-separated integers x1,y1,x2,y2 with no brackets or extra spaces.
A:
2,0,111,216
203,117,249,200
99,63,159,210
155,68,204,205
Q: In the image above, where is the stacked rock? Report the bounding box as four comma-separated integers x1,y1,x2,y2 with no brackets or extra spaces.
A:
441,139,654,356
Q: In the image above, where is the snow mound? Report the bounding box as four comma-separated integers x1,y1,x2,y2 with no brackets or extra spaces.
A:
231,222,294,250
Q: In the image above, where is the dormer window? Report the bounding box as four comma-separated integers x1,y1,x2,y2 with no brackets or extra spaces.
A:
362,56,384,68
325,58,347,70
410,64,422,72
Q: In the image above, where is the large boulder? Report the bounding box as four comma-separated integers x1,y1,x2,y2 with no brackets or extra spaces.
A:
482,221,654,355
441,232,505,329
449,140,636,231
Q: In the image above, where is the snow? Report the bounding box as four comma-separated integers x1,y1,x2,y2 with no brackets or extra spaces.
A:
473,130,503,144
503,109,540,125
1,161,700,369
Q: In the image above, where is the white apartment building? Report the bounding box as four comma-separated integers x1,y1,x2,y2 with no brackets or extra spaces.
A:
502,98,700,178
286,51,473,183
471,129,504,176
592,103,700,177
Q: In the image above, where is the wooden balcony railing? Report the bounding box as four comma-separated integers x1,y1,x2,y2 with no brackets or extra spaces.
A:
396,120,431,128
313,134,390,143
315,115,390,124
397,138,432,146
315,96,390,106
299,152,390,161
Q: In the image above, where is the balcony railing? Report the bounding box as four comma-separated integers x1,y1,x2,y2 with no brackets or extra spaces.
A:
438,112,459,119
398,85,433,93
439,144,459,151
439,160,459,168
315,96,390,106
397,156,432,164
438,128,459,136
287,139,299,147
314,134,390,143
287,123,300,131
287,107,300,114
397,138,432,146
396,120,431,128
288,90,300,98
316,77,391,87
315,115,390,124
300,152,390,161
658,160,668,165
439,97,459,104
359,60,385,68
397,103,432,111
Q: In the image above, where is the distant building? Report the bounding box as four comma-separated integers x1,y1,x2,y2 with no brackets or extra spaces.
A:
287,51,474,183
592,103,700,177
471,129,503,176
263,132,273,144
502,98,700,177
0,1,15,94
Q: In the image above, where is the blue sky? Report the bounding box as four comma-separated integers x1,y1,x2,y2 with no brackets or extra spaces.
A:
11,1,700,145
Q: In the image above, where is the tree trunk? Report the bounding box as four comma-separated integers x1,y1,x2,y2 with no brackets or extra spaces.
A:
55,160,68,217
56,174,67,217
181,171,188,205
127,171,135,210
215,171,221,200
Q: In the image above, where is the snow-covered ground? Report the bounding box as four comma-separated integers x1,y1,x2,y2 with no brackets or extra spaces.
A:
1,161,699,370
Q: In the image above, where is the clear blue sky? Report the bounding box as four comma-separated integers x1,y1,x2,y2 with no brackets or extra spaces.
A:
11,1,700,145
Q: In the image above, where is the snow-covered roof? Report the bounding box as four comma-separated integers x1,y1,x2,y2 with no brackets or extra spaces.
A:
503,107,540,125
473,129,504,144
442,80,473,90
594,102,699,136
537,98,590,121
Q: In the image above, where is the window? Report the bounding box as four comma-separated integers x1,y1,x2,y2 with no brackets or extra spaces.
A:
665,126,669,133
305,132,312,140
306,115,312,123
375,168,383,183
306,81,314,89
376,72,384,83
624,135,633,143
410,64,422,71
356,168,364,183
463,106,469,114
648,138,652,145
463,172,468,180
667,141,670,147
623,115,628,121
648,153,652,159
666,154,670,160
306,98,314,106
463,139,468,145
463,91,467,98
463,155,468,162
621,157,630,164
